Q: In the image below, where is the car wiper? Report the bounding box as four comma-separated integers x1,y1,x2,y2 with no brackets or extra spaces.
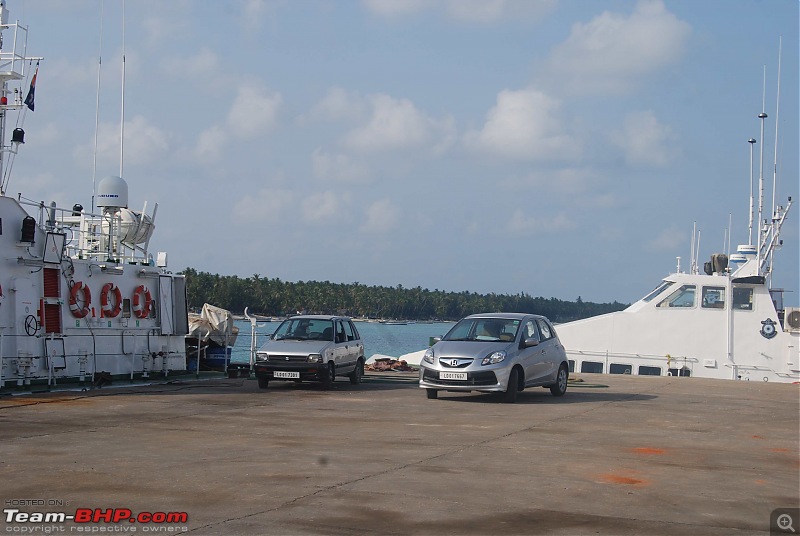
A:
277,335,304,340
446,337,475,342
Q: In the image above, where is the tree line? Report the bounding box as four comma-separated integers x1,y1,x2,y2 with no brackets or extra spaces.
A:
180,268,627,322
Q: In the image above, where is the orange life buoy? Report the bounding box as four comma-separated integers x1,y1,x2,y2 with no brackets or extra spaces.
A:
69,281,91,318
100,282,122,318
132,285,152,319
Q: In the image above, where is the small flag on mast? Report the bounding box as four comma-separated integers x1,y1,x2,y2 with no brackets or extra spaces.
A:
24,64,38,111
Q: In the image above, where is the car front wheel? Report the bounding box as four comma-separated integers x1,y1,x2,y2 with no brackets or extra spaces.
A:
502,367,519,403
550,365,568,397
426,389,438,399
320,363,334,390
257,376,269,389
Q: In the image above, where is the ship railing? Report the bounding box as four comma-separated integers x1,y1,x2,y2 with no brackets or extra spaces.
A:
0,20,30,84
17,198,153,265
565,348,699,364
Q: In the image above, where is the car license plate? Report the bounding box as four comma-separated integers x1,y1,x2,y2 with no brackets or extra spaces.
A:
274,371,300,379
440,371,467,381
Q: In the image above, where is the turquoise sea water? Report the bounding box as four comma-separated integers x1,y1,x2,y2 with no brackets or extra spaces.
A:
229,320,455,363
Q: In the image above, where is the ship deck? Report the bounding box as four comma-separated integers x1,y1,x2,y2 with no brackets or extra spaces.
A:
1,373,798,535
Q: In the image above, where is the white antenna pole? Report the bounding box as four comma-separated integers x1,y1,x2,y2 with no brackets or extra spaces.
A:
747,138,756,244
119,0,126,179
770,38,782,245
91,0,105,214
756,66,767,273
690,222,696,274
695,230,701,275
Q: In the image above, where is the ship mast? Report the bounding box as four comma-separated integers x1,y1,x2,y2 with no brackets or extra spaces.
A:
0,1,42,197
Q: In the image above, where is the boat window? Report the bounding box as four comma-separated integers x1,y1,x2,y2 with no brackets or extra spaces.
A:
643,280,674,303
701,286,726,309
609,363,632,374
580,361,603,374
733,287,754,311
668,368,691,377
656,285,696,308
638,365,662,376
568,360,575,373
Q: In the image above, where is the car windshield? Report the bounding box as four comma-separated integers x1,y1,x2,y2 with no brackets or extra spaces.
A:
443,318,520,342
273,318,334,341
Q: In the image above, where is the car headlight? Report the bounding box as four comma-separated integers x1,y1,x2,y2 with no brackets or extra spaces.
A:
308,354,321,363
422,348,435,364
256,352,269,362
481,350,506,366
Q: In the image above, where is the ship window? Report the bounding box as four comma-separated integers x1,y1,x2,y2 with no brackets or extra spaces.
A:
643,280,674,302
609,363,632,374
733,287,754,310
701,286,726,309
668,368,691,377
580,361,603,373
568,360,575,373
656,285,696,308
638,366,662,376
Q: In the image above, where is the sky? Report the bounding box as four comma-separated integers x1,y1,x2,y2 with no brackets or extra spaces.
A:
5,0,799,306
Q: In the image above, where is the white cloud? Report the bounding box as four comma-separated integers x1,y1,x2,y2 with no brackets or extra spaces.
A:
464,88,578,161
301,191,350,224
161,48,222,80
227,84,282,138
507,210,577,234
361,198,401,233
445,0,556,23
647,224,686,252
612,110,674,167
75,115,171,169
194,125,224,164
312,149,370,183
361,0,429,17
193,83,282,161
232,188,294,224
345,94,454,153
547,0,691,95
362,0,556,22
306,87,367,123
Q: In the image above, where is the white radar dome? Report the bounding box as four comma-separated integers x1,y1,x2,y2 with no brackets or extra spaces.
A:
96,176,129,208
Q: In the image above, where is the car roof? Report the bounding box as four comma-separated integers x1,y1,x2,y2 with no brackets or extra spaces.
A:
284,315,350,321
465,312,539,321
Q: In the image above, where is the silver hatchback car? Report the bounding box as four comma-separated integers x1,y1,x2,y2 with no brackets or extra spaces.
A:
419,312,569,403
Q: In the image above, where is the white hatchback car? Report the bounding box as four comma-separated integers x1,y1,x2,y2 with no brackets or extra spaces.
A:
419,312,569,403
253,315,365,390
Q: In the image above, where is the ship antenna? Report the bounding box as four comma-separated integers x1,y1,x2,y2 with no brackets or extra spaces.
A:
747,137,756,244
91,0,105,214
119,0,126,179
767,37,783,285
756,66,767,274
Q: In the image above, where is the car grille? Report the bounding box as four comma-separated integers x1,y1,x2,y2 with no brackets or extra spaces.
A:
268,355,307,363
438,358,473,368
422,369,497,386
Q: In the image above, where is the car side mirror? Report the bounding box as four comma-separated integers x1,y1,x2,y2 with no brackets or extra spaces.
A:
522,337,539,348
433,336,442,343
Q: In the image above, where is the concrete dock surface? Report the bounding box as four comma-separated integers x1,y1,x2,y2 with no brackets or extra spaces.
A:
1,373,798,535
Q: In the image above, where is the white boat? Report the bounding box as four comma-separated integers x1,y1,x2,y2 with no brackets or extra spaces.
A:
557,72,798,383
0,4,188,390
